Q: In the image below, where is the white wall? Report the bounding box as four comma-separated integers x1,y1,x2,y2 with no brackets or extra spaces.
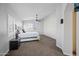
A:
42,4,74,56
55,4,64,49
7,4,22,40
0,4,22,56
76,12,79,56
56,3,67,50
63,4,74,55
40,20,44,34
7,4,22,27
43,4,65,50
0,4,9,56
43,14,57,39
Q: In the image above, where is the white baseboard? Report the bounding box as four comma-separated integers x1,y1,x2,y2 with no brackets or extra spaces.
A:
56,42,72,56
62,50,72,56
56,43,62,49
42,33,56,40
0,49,9,56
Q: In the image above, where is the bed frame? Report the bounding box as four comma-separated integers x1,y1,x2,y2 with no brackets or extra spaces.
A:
19,35,40,42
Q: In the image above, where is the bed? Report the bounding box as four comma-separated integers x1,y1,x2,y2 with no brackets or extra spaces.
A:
18,32,40,42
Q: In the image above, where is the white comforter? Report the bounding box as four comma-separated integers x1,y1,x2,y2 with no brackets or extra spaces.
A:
18,32,39,38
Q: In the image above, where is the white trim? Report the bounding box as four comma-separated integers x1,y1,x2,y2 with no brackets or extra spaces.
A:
0,49,9,56
62,50,72,56
56,43,62,50
42,33,56,40
56,43,71,56
56,43,72,56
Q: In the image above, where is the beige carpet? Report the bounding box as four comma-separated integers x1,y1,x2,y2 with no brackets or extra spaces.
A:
6,35,64,56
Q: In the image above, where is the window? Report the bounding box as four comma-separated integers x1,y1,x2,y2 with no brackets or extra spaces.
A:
24,23,34,32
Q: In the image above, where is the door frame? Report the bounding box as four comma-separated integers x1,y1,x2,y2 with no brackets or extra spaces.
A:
72,9,76,56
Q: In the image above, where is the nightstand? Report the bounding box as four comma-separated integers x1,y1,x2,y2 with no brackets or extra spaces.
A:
9,38,20,50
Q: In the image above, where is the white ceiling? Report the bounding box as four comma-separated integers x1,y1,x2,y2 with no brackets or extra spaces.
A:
9,3,62,20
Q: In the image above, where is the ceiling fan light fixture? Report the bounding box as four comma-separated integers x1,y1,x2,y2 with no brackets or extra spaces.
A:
35,14,40,22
